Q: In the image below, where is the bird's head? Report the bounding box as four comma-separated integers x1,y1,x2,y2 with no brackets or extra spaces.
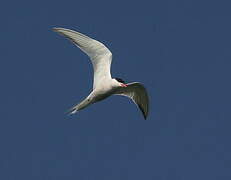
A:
113,78,127,87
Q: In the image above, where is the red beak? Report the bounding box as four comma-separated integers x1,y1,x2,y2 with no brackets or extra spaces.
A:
121,83,127,87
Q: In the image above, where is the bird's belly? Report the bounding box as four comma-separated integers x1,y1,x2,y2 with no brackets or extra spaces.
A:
93,88,115,102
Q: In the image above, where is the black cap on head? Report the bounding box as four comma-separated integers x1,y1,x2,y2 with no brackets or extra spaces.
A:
115,78,125,84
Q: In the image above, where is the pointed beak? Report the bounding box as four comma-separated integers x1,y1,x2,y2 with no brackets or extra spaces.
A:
121,83,127,87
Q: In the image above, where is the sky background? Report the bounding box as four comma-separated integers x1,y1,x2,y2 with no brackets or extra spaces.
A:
1,0,231,179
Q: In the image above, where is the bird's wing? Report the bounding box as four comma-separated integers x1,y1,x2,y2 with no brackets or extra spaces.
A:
53,27,112,89
115,82,149,119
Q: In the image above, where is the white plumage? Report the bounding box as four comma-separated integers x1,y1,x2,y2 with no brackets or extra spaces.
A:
53,28,149,119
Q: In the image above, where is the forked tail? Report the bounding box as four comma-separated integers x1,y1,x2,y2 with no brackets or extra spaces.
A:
67,98,92,115
68,105,78,115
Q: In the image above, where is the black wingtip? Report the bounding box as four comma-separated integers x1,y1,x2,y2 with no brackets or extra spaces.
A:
144,115,147,120
138,104,148,120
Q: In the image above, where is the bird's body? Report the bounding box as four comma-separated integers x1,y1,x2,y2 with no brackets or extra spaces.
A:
53,27,149,119
69,78,121,113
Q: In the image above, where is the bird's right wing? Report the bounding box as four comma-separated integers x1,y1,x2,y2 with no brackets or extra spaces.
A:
115,82,149,119
53,27,112,89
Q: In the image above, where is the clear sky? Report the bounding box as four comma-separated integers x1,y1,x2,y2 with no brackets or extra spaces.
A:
1,0,231,179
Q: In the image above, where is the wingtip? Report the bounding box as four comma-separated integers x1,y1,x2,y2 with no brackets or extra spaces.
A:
52,27,61,32
138,104,148,120
143,114,148,120
52,27,68,33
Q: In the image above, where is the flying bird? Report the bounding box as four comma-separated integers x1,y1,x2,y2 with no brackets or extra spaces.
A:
53,28,149,119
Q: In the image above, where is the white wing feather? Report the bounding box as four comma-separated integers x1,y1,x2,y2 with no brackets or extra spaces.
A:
53,28,112,89
115,82,149,119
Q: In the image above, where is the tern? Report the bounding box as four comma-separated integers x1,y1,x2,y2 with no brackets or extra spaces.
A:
53,28,149,119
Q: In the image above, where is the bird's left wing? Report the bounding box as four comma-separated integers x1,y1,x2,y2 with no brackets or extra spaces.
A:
115,82,149,119
53,27,112,89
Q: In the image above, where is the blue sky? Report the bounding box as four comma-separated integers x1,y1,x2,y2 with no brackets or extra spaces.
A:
1,0,231,179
